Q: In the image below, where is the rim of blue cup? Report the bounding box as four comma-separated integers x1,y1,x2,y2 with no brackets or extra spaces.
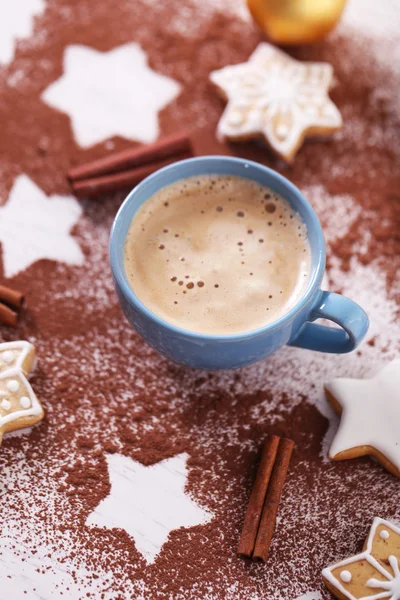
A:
110,156,326,342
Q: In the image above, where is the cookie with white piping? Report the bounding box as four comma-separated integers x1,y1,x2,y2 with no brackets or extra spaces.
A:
209,42,342,162
322,517,400,600
0,341,44,443
325,359,400,478
0,341,36,376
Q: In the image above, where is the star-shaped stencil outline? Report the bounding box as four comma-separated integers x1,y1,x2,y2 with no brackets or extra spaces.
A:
0,174,84,278
210,42,342,162
325,359,400,478
322,517,400,600
0,0,45,65
42,43,182,148
86,452,213,564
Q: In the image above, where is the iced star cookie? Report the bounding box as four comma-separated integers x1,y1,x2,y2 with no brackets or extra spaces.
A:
325,360,400,478
210,42,342,162
0,341,44,443
322,518,400,600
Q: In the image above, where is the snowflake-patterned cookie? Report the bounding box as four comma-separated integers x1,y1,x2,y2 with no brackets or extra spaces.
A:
323,518,400,600
210,43,342,162
0,341,43,443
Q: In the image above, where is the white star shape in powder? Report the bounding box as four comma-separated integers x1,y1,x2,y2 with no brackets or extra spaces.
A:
0,175,83,278
86,453,212,564
0,0,44,65
210,42,342,162
42,43,181,148
325,359,400,478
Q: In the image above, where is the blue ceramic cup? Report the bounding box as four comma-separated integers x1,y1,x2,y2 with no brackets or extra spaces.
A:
110,156,369,370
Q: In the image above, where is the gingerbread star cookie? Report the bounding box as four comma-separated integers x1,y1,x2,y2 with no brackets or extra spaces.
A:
325,360,400,478
322,517,400,600
0,341,44,443
210,42,342,162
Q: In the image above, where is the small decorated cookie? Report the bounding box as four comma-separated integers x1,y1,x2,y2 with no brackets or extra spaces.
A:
325,360,400,478
322,517,400,600
0,341,44,443
209,42,342,162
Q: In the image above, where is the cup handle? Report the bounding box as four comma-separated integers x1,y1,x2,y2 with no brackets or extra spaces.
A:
288,290,369,354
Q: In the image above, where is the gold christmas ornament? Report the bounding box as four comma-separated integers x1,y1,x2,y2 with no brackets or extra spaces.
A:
247,0,348,45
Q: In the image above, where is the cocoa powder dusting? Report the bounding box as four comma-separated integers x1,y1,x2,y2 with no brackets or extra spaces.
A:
0,0,399,598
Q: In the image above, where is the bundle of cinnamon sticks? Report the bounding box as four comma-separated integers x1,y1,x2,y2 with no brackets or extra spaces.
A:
67,127,239,198
67,131,194,198
238,435,294,562
0,285,24,327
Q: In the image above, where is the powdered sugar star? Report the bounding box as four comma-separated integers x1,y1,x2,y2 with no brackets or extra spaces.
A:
0,175,83,277
86,453,212,563
0,0,44,65
42,43,181,148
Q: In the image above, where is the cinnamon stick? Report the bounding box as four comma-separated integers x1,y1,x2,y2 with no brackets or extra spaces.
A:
0,285,24,310
68,131,192,182
238,435,280,557
0,302,18,327
252,437,294,562
71,152,192,199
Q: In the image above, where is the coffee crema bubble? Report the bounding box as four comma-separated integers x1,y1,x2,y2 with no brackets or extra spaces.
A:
124,175,311,335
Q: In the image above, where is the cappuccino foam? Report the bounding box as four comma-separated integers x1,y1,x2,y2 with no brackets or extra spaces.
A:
124,175,311,335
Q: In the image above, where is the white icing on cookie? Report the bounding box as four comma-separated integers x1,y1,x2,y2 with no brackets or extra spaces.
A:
1,399,11,411
1,351,14,364
276,123,290,139
0,370,42,427
6,379,19,392
210,43,342,162
366,555,400,598
0,342,43,442
326,359,400,475
340,570,352,583
380,529,390,540
323,518,400,600
0,341,42,432
19,396,31,409
0,341,34,375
